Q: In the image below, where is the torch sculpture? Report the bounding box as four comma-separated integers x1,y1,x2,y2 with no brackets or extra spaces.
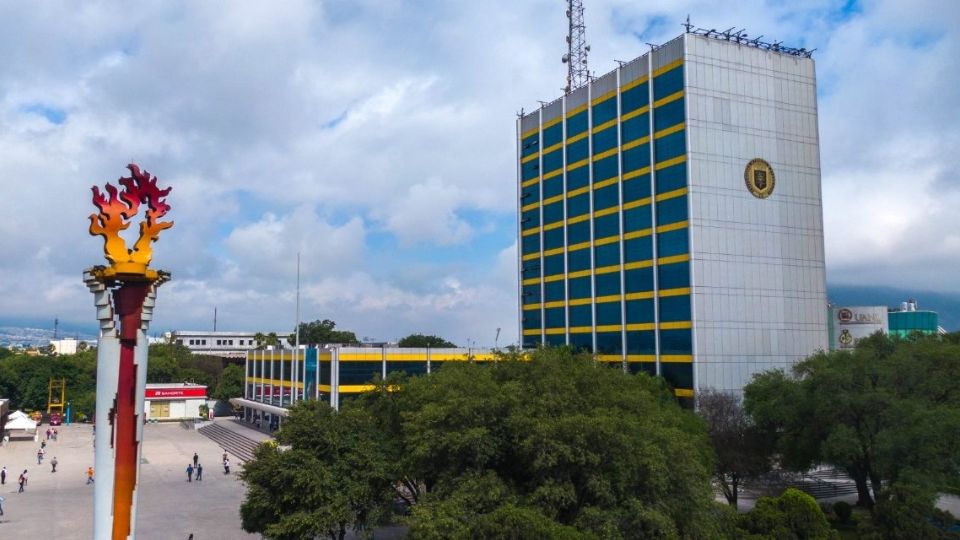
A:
84,164,172,540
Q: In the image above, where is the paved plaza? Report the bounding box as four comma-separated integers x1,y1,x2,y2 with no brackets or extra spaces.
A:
0,421,260,539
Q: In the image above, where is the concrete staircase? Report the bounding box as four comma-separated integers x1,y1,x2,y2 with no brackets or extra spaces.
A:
744,467,860,500
197,422,261,463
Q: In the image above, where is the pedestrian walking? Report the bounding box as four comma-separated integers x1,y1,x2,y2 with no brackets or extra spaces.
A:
51,457,58,473
86,467,94,484
45,428,51,440
223,457,230,475
36,449,44,465
196,463,203,481
18,470,27,493
186,464,194,482
0,494,5,516
192,452,198,467
41,440,46,450
222,451,227,464
1,466,6,485
53,429,58,441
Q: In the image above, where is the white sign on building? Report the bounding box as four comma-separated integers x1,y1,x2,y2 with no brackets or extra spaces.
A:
831,306,888,350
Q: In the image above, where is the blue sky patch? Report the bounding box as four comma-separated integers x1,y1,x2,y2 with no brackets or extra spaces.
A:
21,103,67,124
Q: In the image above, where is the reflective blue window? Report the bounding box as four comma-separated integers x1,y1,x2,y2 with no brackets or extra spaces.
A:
592,97,617,126
521,234,540,255
521,133,539,157
543,200,563,225
522,306,541,328
544,253,564,276
566,110,588,137
521,183,538,204
654,97,684,132
653,65,683,100
624,267,653,293
621,113,649,143
656,195,687,225
570,332,592,352
545,307,566,328
543,123,563,147
658,261,690,289
522,159,539,181
543,149,563,173
594,243,620,267
544,227,564,250
566,138,589,164
657,229,688,258
569,304,592,327
658,295,691,322
623,174,651,202
623,204,651,233
656,162,687,193
568,248,591,272
522,260,539,280
662,363,693,388
594,213,619,239
621,81,648,113
624,236,653,263
622,144,650,173
522,283,541,303
523,336,541,349
544,280,565,302
567,220,590,245
521,209,539,230
569,276,591,299
596,331,622,354
594,155,618,182
595,272,621,297
340,361,383,385
592,127,617,156
625,299,654,323
628,362,657,375
542,334,563,347
567,164,589,191
594,184,619,212
654,130,685,162
543,176,564,199
626,330,656,354
568,193,589,218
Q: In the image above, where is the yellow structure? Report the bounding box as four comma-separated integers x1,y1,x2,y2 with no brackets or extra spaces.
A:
47,378,66,414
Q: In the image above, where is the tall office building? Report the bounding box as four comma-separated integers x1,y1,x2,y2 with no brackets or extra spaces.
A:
517,31,827,399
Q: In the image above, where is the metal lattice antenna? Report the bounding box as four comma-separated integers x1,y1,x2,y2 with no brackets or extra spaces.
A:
562,0,590,94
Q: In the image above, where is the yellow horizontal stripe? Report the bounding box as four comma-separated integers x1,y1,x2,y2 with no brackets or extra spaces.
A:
594,235,619,247
339,354,381,361
659,287,691,297
521,125,539,139
621,105,649,122
543,115,563,129
569,297,592,306
385,354,428,361
522,253,539,261
654,122,684,139
592,146,619,161
522,227,540,237
521,200,539,212
626,354,656,361
567,214,590,225
620,74,649,91
593,177,618,190
662,354,693,363
567,103,588,116
543,168,563,180
674,388,694,397
543,247,564,257
568,158,589,171
625,291,655,300
626,323,656,331
654,90,684,109
596,324,622,332
597,354,623,362
659,321,692,330
591,88,617,105
568,269,591,279
655,187,687,201
523,329,541,336
621,136,649,152
318,384,332,392
656,220,688,234
431,353,473,361
523,303,541,310
567,131,588,144
569,326,592,334
595,264,620,275
522,277,540,286
623,197,652,211
594,206,618,218
655,155,686,170
521,177,539,188
624,260,654,270
521,152,539,164
340,384,377,393
543,141,563,155
543,300,565,309
544,220,564,231
596,294,621,304
568,186,590,198
623,228,653,240
545,273,566,283
623,166,651,181
569,240,591,252
543,193,564,206
658,254,690,265
653,58,683,77
472,354,496,361
545,328,566,335
593,118,617,133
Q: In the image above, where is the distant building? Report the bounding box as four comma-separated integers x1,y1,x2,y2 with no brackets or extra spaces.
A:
49,338,79,355
144,383,208,421
164,330,287,359
828,299,944,350
888,299,942,338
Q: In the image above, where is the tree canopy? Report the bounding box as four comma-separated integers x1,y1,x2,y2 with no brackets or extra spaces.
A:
293,319,359,346
397,333,457,348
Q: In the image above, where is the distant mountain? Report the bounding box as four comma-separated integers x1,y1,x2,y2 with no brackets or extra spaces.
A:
828,284,960,332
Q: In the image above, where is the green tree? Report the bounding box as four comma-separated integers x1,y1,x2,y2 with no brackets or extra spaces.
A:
240,401,393,540
738,488,837,539
213,364,246,402
253,332,266,350
293,319,359,346
697,388,774,508
397,333,457,348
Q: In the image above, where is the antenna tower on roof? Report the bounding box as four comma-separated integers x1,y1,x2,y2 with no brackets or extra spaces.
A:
562,0,590,94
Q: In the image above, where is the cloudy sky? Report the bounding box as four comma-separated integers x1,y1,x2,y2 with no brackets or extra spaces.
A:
0,0,957,345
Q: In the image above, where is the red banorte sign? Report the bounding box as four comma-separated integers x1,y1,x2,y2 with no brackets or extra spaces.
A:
145,387,207,399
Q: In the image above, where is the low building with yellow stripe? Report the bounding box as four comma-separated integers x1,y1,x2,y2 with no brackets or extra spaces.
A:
517,31,828,403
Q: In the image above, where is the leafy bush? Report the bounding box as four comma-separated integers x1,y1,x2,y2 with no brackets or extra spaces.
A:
833,501,852,524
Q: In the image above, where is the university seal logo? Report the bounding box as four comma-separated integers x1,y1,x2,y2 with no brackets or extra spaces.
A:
744,158,775,199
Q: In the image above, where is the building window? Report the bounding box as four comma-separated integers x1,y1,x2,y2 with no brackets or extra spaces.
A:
594,242,620,267
596,331,622,354
625,267,654,293
523,283,541,304
626,330,656,354
659,329,692,355
543,199,563,225
656,195,688,226
592,97,617,126
592,127,617,156
653,65,684,101
621,81,649,113
656,162,687,193
522,308,541,329
568,164,589,191
543,122,563,147
621,113,649,143
657,229,689,258
658,261,690,289
658,295,691,322
545,307,566,328
544,227,564,251
594,184,619,212
570,332,592,353
568,248,591,272
623,205,652,233
566,110,588,138
622,143,651,173
567,220,590,245
569,305,592,327
595,272,621,297
661,363,693,389
544,253,564,276
569,276,591,299
596,301,622,325
626,299,655,323
654,130,685,162
543,175,564,199
566,138,589,164
544,280,565,302
624,236,653,263
522,234,541,255
654,98,685,131
521,133,539,157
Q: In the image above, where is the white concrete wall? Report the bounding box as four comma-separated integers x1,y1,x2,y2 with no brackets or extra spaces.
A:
684,34,828,393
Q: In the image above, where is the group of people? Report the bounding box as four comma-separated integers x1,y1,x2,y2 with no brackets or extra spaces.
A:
185,451,231,482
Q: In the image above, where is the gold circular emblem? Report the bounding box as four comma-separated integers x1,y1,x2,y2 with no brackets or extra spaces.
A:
744,158,775,199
